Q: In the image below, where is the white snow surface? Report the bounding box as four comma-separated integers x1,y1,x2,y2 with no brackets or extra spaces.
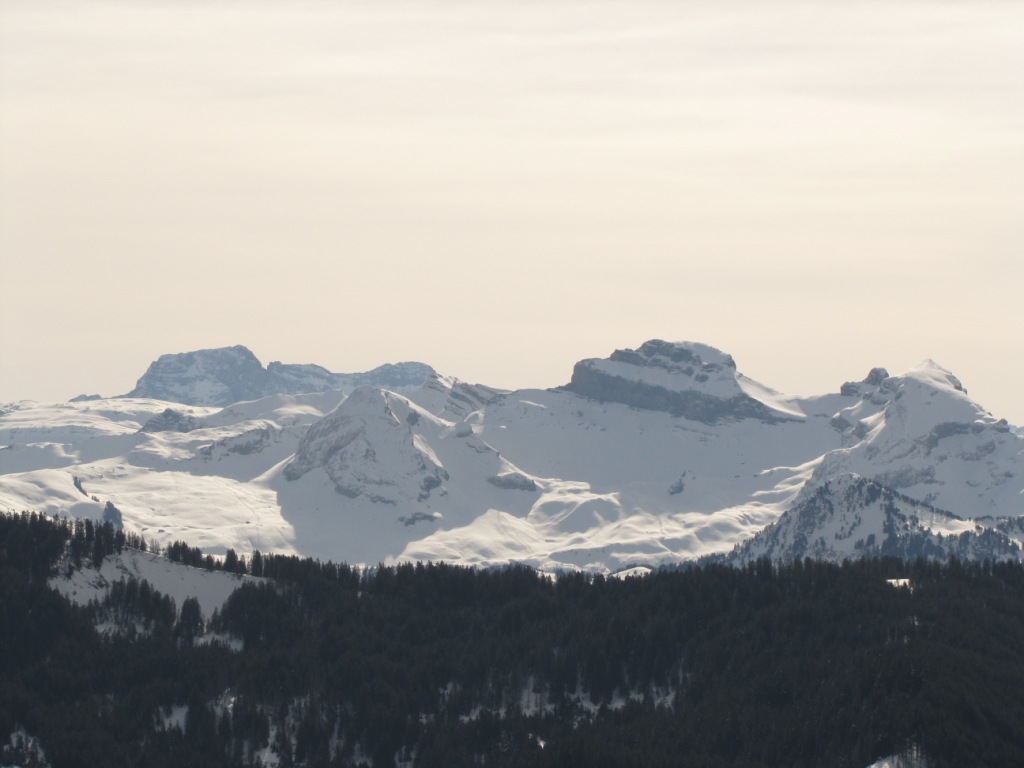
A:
2,728,51,768
865,746,928,768
51,548,256,619
2,341,1022,571
807,361,1022,515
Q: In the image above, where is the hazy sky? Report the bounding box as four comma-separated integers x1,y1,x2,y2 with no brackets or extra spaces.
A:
2,0,1022,424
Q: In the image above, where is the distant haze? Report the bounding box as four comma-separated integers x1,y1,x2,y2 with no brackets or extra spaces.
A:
2,0,1022,424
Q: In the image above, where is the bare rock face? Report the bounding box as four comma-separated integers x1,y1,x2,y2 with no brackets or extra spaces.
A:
125,346,270,406
563,339,784,423
139,408,207,433
122,345,436,406
840,367,890,397
264,361,339,395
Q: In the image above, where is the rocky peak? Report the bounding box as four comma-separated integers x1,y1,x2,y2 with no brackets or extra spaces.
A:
818,359,1023,515
123,345,270,406
608,340,737,374
840,367,890,397
283,388,449,504
121,346,437,406
563,340,788,423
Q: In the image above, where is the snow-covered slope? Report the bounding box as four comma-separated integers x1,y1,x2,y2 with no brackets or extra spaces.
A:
283,387,452,505
726,473,1022,566
51,547,255,619
122,344,435,406
2,340,1021,571
0,392,340,556
808,361,1022,516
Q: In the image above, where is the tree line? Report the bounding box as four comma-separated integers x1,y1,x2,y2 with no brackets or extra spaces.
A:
3,510,1024,767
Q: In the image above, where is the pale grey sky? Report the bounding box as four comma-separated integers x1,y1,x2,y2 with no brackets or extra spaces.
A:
2,0,1022,424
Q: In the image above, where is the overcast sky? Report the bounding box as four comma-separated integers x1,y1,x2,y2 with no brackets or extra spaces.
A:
2,0,1022,424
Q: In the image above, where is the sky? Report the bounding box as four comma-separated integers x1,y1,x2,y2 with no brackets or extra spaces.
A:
2,0,1022,425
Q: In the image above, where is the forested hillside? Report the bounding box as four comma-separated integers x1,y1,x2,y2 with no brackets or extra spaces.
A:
3,511,1024,767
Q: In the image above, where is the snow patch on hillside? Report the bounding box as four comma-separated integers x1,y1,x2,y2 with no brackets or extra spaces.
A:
865,746,928,768
51,548,256,618
2,728,51,768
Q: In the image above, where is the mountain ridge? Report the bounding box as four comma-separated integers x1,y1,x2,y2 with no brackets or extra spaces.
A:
2,339,1020,571
723,473,1022,566
121,344,436,406
562,339,800,423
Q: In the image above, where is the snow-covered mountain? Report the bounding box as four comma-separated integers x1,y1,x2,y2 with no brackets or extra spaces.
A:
563,339,801,423
121,345,436,406
725,473,1022,566
2,340,1021,571
810,361,1020,516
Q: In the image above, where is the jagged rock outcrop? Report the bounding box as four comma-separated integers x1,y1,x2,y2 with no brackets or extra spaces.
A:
486,472,538,492
840,367,890,397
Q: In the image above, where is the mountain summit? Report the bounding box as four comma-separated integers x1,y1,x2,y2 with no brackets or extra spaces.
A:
2,339,1020,571
122,345,435,406
563,340,799,422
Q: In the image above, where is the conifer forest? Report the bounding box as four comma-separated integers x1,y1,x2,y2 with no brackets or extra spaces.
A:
3,511,1024,767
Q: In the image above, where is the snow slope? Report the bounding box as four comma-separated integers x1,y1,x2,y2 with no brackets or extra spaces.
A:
0,392,340,556
809,361,1021,516
2,340,1021,571
50,548,255,619
726,473,1021,566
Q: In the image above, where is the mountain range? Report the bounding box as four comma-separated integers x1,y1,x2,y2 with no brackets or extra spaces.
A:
118,344,436,406
1,341,1021,572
